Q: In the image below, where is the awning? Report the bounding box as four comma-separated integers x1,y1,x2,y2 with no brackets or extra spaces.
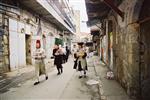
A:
85,0,111,26
55,38,64,46
85,0,124,26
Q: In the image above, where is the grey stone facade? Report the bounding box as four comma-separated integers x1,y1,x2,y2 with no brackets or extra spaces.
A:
86,0,150,99
104,0,150,99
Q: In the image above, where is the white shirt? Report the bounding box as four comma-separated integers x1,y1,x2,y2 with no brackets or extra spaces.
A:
33,48,46,59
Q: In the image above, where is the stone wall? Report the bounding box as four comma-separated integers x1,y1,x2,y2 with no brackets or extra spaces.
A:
139,0,150,99
0,14,4,72
88,0,148,99
111,0,146,98
0,13,10,73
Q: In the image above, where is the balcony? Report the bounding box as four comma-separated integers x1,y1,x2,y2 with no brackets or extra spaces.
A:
53,0,76,32
16,0,75,33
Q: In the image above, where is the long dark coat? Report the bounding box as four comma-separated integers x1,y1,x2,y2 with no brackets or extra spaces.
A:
53,48,63,66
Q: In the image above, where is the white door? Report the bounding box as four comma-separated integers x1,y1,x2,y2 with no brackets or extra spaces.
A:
18,34,26,67
9,19,18,71
9,19,26,71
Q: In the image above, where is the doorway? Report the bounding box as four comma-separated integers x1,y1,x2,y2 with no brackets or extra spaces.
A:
26,34,31,65
108,20,113,70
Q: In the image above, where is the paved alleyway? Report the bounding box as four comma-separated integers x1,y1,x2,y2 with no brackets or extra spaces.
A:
0,57,100,100
93,56,133,100
0,56,133,100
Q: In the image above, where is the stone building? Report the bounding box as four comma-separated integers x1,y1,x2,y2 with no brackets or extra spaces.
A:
0,0,75,73
86,0,150,99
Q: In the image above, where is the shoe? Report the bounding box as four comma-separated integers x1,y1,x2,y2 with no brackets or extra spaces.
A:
46,76,48,80
79,76,82,79
57,72,60,75
34,81,40,85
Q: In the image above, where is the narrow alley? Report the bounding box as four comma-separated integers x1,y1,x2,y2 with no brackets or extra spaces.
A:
0,0,150,100
0,56,132,100
0,57,101,100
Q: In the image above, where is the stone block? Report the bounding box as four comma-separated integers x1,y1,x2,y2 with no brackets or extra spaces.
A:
4,56,9,65
3,35,8,44
101,96,107,100
3,46,8,54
